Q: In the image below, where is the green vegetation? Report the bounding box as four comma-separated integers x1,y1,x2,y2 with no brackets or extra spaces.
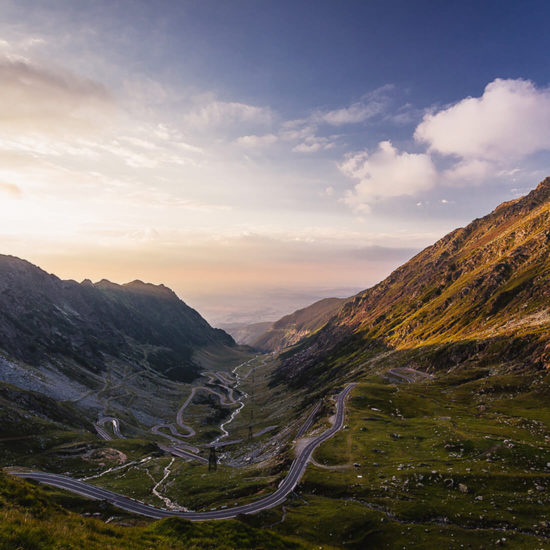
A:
3,349,550,548
83,355,315,510
247,366,550,549
0,471,307,549
2,183,549,548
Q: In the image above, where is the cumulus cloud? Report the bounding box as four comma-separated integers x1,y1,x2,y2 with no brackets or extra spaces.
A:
0,56,114,136
443,158,493,184
340,78,550,211
185,100,273,128
415,78,550,162
341,141,437,212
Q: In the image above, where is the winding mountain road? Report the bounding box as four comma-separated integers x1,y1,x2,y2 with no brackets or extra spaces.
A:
157,444,208,464
12,383,357,520
95,417,124,441
295,402,321,439
174,377,239,437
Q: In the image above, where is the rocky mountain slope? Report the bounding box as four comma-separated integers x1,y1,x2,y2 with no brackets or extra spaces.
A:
0,255,234,385
252,297,347,351
277,178,550,383
221,321,273,346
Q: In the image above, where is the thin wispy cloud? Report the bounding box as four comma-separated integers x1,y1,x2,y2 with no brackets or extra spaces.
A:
281,85,394,154
1,1,549,323
0,181,21,198
185,100,273,129
314,85,393,126
0,55,114,136
292,136,334,153
235,133,278,147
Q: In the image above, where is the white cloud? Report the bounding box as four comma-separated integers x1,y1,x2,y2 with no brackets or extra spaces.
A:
443,158,493,184
149,124,203,154
235,133,278,147
317,100,384,125
0,181,21,197
340,78,550,210
281,86,393,153
279,120,316,141
292,141,321,153
341,141,437,212
0,55,114,137
314,85,392,126
0,36,46,58
98,127,202,168
185,100,273,128
415,78,550,163
292,136,334,153
282,121,336,153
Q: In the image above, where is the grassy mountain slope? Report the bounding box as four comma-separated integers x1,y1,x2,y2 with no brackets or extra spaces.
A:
253,297,347,351
277,178,550,383
0,471,308,550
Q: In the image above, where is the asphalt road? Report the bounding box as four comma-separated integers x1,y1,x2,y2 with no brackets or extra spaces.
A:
295,401,321,439
157,444,208,464
12,383,357,520
94,417,122,441
175,384,237,436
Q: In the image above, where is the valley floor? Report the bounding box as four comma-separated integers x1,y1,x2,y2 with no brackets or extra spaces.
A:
2,351,550,549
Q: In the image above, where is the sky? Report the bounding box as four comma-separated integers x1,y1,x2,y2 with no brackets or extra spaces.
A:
1,0,550,325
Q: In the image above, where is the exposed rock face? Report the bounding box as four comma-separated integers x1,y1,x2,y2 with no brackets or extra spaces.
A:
221,321,273,346
278,178,550,381
0,256,234,382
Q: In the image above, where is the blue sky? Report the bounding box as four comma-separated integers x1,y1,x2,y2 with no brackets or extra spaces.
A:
1,1,550,323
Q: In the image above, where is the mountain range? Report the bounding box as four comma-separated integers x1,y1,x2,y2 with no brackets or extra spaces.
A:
1,178,549,550
275,177,550,385
223,297,346,351
0,255,234,382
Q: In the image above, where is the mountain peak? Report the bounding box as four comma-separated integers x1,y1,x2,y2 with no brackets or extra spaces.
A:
0,256,235,383
537,175,550,190
488,176,549,217
277,178,550,382
514,176,550,209
95,278,117,287
123,279,178,299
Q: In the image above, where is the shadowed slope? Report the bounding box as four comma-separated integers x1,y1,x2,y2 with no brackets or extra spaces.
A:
0,256,234,382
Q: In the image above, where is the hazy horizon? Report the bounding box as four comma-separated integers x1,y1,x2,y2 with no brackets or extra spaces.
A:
2,1,550,325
